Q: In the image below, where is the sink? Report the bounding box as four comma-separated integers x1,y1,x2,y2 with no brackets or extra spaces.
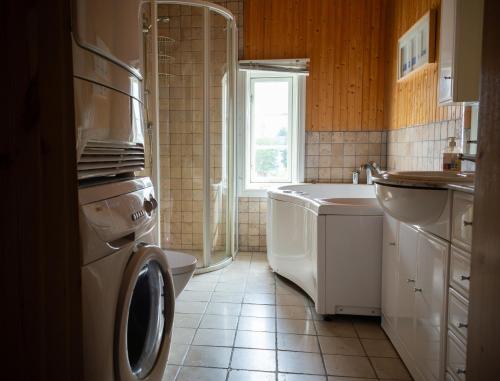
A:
373,171,474,225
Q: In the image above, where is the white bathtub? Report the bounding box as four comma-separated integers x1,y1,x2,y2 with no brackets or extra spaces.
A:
267,184,383,316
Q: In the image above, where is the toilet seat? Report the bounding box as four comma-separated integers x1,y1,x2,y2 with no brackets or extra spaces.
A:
164,250,197,275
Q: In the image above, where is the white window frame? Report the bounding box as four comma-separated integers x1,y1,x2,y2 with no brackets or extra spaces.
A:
237,70,306,197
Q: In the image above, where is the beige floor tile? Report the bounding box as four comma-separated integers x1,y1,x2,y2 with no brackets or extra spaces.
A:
205,302,242,316
241,304,276,318
162,365,180,381
238,316,276,332
173,313,203,329
177,290,212,302
276,293,311,306
247,284,276,294
167,343,189,365
279,374,326,381
353,321,386,339
278,333,320,352
184,281,217,292
314,320,357,338
235,330,276,349
228,370,276,381
199,314,239,330
277,306,312,320
323,355,375,378
176,366,228,381
278,351,325,375
318,337,365,356
171,327,196,345
216,282,246,293
192,328,236,347
210,292,244,304
231,348,277,372
370,357,412,380
183,345,232,368
175,301,208,314
244,293,276,305
277,319,316,335
361,338,398,358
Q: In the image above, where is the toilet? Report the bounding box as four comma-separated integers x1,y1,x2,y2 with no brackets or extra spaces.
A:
164,250,197,297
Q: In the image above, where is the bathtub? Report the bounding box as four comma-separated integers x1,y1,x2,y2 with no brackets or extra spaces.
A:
267,184,383,316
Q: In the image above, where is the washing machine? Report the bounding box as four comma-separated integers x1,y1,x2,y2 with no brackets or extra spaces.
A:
79,177,175,381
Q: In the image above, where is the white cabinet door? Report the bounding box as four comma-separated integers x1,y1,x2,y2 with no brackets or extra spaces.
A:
438,0,456,104
396,223,419,357
382,214,399,330
415,231,449,381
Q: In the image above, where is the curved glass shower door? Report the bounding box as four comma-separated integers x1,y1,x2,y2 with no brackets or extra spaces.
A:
155,1,236,271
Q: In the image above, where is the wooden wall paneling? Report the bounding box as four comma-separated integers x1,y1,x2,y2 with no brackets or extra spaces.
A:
3,0,83,379
384,0,463,130
244,0,386,131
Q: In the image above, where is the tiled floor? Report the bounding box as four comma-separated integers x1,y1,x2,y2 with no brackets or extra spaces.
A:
164,252,412,381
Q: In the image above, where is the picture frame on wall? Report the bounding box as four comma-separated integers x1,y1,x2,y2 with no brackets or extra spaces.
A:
397,10,436,80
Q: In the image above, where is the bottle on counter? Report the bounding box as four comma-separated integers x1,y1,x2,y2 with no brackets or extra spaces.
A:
442,137,462,171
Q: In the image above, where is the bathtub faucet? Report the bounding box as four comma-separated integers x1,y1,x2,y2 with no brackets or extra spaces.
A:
359,161,381,185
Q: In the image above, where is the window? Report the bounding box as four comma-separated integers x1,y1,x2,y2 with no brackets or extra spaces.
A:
238,70,306,196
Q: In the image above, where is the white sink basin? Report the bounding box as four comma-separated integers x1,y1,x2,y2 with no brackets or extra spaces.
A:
373,171,474,225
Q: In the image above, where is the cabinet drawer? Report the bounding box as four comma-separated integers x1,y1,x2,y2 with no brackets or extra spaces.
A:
448,288,469,342
452,192,473,251
450,246,471,297
447,331,467,381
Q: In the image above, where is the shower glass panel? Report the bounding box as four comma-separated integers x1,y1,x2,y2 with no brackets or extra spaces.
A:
156,1,235,271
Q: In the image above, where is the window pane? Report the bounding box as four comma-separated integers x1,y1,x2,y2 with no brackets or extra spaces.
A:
250,79,291,183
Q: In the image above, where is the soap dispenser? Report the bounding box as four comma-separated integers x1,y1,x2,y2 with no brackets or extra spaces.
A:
442,137,461,171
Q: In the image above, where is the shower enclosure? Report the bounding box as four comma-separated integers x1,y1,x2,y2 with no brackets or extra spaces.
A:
144,0,237,272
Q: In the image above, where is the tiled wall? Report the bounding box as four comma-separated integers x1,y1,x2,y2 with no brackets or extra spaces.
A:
238,197,267,252
305,131,388,183
386,118,465,171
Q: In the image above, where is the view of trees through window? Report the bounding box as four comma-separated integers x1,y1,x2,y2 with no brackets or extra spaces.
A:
250,78,292,184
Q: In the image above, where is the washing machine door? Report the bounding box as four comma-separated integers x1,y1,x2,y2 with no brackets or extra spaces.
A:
115,245,175,381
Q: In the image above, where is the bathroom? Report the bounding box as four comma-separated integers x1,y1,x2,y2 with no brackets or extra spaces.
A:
5,0,500,381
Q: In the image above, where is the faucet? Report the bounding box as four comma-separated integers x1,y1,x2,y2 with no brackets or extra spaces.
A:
359,161,381,185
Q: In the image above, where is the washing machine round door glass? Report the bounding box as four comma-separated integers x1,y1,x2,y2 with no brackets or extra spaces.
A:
115,245,175,380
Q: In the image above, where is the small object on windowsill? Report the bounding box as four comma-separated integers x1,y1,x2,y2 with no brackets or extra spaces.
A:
459,153,477,162
352,170,360,185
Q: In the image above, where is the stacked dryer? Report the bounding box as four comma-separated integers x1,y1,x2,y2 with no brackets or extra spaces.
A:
71,1,196,380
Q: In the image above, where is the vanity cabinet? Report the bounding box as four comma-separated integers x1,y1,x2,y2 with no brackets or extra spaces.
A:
382,190,473,381
438,0,484,104
382,216,448,381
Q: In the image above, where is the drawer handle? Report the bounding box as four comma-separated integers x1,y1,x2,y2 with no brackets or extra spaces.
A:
463,220,473,226
456,368,466,375
460,275,471,281
414,287,423,292
407,278,416,283
457,322,468,329
389,242,396,246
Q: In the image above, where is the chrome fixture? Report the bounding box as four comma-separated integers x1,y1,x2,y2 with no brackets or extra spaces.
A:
458,153,477,162
359,161,381,185
352,169,360,184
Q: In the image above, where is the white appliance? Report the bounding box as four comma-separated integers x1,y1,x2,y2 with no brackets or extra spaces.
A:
71,0,148,181
79,177,175,381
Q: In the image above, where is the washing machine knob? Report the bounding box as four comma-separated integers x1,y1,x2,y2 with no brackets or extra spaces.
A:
144,199,154,214
144,196,158,215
